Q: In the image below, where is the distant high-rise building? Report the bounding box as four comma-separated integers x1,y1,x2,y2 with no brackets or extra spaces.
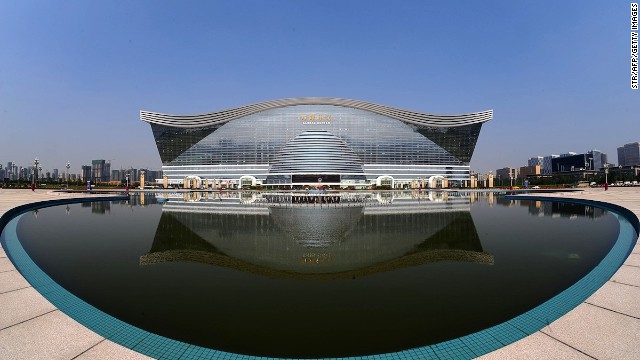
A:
81,165,92,181
7,161,18,180
91,160,110,182
542,155,559,175
588,149,607,170
618,142,640,166
519,165,541,178
551,151,607,173
495,167,518,184
147,170,163,182
527,157,543,167
111,169,120,183
52,169,59,181
618,147,624,166
92,160,104,182
128,168,139,183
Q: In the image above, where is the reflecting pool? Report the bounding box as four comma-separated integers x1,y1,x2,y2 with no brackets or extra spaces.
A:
13,191,621,358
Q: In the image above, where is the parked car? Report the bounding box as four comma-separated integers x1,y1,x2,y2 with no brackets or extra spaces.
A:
573,181,589,188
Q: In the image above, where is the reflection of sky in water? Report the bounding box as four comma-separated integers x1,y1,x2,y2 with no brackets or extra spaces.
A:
15,192,620,358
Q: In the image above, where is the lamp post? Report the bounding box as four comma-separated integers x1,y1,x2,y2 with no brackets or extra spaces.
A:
32,158,39,190
584,160,590,182
619,165,623,184
65,161,70,189
604,163,609,190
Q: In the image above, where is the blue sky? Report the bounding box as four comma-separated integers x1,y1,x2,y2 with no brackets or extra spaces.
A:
1,1,637,174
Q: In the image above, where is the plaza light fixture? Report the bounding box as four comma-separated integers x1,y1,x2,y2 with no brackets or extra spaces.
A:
66,161,71,188
33,158,40,187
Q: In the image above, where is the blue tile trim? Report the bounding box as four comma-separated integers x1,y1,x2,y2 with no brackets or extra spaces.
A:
0,196,637,360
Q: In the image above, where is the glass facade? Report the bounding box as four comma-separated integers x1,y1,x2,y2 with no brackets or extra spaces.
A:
145,102,489,187
552,153,593,173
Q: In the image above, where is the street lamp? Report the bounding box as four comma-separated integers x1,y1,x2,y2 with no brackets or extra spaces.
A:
65,161,70,189
619,165,624,184
32,158,40,190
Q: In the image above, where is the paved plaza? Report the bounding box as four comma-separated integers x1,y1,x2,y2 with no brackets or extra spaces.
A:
0,188,638,359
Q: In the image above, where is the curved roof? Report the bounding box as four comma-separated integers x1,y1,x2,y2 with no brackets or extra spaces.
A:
140,97,492,128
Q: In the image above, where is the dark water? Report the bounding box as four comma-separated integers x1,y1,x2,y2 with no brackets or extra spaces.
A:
16,192,619,358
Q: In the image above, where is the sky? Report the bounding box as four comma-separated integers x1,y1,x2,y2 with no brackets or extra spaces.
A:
0,1,638,175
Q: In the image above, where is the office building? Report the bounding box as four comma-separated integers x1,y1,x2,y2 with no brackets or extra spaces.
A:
618,142,640,166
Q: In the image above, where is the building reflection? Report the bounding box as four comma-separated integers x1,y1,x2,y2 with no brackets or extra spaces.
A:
82,201,111,214
464,191,606,219
140,191,493,279
526,201,606,219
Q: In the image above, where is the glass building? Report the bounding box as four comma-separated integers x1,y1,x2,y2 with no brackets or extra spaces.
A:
141,98,492,188
618,142,640,166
